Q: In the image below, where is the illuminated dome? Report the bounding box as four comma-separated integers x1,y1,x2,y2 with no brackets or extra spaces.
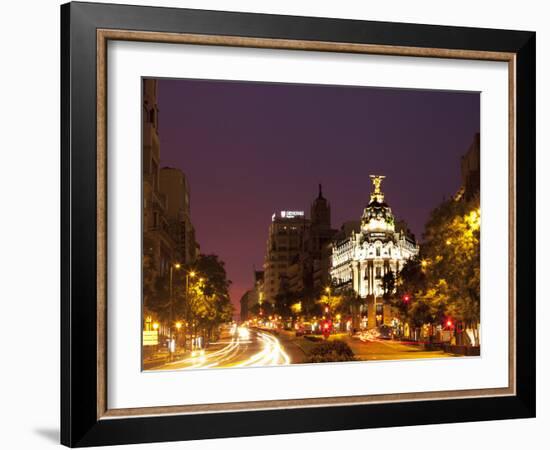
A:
330,174,419,302
361,175,395,235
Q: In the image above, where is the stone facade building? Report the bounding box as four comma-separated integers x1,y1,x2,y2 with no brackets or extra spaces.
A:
159,167,199,266
460,132,480,201
308,185,338,293
261,186,337,306
142,80,200,339
330,176,419,328
263,211,309,304
143,80,199,277
143,79,175,278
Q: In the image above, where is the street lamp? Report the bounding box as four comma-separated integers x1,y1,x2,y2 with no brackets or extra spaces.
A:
324,287,331,314
168,262,181,361
324,286,333,334
184,269,197,351
175,321,182,349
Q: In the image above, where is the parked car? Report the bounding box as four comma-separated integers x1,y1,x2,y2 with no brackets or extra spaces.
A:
295,322,313,336
378,324,393,340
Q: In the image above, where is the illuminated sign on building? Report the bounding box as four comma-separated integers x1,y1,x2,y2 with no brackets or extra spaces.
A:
280,211,304,219
369,232,387,238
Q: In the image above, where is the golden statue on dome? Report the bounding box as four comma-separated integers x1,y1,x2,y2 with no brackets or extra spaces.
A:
369,175,386,203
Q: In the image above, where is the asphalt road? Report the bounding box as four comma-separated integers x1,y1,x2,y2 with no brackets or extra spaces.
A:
346,337,461,360
150,327,291,371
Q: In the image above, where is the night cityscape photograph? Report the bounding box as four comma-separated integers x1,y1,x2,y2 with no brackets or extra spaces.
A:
141,78,481,371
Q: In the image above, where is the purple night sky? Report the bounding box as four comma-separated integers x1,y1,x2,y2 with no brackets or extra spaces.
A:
156,78,480,310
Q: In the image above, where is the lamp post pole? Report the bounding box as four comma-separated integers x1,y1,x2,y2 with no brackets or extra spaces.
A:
184,270,196,351
324,287,332,339
325,287,332,317
183,270,196,349
168,262,181,362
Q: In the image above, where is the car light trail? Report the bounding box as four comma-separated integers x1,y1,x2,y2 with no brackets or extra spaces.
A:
160,328,291,370
234,331,291,367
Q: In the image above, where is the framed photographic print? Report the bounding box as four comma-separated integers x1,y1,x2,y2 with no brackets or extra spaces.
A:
61,1,536,447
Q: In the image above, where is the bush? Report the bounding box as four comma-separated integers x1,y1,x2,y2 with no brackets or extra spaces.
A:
304,340,356,363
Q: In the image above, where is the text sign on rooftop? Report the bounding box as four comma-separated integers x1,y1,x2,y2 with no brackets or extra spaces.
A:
281,211,304,218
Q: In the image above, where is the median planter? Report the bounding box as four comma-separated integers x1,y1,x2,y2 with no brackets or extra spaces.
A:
304,340,356,363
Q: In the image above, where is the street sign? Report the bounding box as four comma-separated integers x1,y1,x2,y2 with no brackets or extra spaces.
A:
143,330,159,346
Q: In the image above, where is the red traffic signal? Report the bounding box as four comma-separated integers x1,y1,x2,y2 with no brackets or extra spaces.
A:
402,294,410,303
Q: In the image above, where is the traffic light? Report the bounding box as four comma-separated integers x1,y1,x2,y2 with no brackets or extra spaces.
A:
402,294,410,303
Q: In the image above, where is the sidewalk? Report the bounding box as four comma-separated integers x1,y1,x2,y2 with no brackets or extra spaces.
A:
142,349,191,370
341,335,461,361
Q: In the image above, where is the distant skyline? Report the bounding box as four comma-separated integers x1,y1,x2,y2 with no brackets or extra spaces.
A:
156,78,480,309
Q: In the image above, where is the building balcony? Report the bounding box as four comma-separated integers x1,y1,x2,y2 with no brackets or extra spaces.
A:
143,123,160,159
144,175,167,210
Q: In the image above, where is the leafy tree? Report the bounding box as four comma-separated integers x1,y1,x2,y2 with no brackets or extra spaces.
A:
395,197,481,344
249,301,274,317
389,256,426,329
194,254,231,302
382,270,396,300
338,288,364,331
422,198,480,344
274,280,294,318
396,256,427,298
183,254,234,347
319,291,342,312
142,254,160,315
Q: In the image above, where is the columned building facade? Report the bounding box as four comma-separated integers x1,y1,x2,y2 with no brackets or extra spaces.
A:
330,175,419,327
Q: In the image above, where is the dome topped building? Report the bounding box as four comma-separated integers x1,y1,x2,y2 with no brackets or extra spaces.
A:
360,175,396,239
330,175,419,327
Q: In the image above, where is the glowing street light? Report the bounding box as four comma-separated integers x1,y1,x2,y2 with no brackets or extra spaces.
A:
184,269,199,351
324,286,332,315
168,262,181,361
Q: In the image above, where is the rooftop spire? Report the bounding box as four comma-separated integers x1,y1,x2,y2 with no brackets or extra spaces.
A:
318,183,323,199
369,175,386,203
